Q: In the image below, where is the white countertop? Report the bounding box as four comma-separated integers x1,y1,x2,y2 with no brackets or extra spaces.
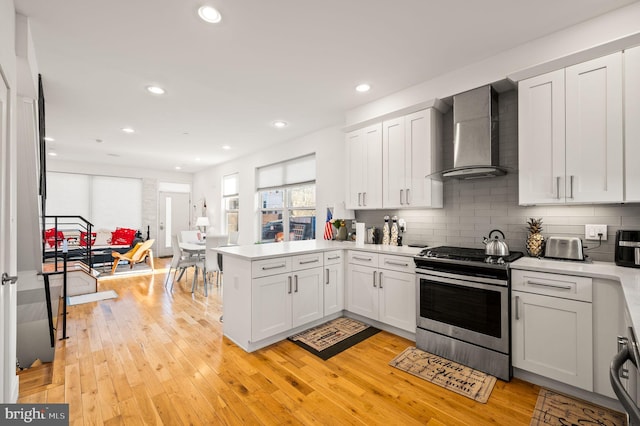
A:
214,239,424,260
511,257,640,335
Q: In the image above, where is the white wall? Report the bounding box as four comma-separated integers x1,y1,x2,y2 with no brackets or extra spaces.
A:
346,2,640,127
48,160,193,245
192,125,344,245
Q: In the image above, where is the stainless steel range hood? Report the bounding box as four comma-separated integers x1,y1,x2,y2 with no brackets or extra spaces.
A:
440,85,506,179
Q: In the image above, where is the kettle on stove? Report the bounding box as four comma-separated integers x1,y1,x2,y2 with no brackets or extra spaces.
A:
483,229,510,256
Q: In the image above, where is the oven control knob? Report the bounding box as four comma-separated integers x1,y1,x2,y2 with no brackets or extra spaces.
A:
496,257,505,265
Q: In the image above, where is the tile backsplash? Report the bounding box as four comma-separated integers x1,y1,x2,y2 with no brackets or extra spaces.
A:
355,90,640,262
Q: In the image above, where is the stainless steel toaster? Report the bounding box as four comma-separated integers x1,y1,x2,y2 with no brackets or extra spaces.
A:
544,236,585,261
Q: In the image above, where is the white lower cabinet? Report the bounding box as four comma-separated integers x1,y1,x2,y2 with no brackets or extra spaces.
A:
511,269,593,391
347,251,416,333
251,255,323,342
323,251,344,316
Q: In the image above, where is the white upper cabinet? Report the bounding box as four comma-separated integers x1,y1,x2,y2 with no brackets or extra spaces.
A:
382,109,443,209
565,52,623,203
625,45,640,202
518,69,566,204
518,52,624,205
346,123,382,209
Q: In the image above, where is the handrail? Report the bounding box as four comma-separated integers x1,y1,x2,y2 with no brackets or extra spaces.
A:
42,215,94,271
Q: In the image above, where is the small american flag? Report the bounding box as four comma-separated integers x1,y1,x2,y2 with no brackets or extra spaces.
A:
323,208,333,240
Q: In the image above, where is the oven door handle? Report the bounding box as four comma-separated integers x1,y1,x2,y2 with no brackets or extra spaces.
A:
610,338,640,425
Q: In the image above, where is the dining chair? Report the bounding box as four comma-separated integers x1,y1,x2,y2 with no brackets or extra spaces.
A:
165,235,200,291
180,230,202,243
204,235,226,288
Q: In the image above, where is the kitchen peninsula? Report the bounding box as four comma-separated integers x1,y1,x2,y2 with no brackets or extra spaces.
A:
214,240,422,352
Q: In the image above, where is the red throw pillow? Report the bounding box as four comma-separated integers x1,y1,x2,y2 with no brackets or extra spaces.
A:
44,228,65,248
79,232,96,247
112,227,136,245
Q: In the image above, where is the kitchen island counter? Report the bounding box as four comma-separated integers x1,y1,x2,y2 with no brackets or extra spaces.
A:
214,239,423,260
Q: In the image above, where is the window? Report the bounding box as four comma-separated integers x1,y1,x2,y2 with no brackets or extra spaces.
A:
223,173,239,233
257,155,316,243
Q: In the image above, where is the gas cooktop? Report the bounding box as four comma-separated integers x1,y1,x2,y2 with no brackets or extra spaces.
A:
416,246,524,267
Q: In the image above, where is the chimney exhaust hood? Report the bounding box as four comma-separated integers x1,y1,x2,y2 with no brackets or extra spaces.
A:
440,85,506,179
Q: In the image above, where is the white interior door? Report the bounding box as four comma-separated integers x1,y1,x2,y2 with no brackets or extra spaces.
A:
0,68,18,402
157,192,190,257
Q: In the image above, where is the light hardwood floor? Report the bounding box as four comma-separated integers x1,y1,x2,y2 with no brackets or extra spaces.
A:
19,258,542,425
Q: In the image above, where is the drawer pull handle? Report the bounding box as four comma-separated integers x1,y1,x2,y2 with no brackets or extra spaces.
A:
526,280,572,290
262,263,286,270
385,260,409,267
354,256,372,262
327,255,341,260
299,259,319,265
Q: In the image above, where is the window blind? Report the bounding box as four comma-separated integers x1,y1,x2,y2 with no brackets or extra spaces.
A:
223,173,239,196
256,154,316,190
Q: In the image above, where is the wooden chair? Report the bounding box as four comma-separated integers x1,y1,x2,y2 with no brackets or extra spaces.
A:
111,239,155,274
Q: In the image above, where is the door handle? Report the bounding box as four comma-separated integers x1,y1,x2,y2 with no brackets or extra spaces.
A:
400,189,404,205
372,270,377,288
515,295,520,320
363,192,367,206
555,177,560,200
326,268,330,285
569,175,574,199
288,276,292,294
406,188,410,205
379,272,383,289
294,275,298,293
358,192,362,206
2,273,17,285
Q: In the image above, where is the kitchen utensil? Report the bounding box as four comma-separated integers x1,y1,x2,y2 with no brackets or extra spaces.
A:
482,229,510,256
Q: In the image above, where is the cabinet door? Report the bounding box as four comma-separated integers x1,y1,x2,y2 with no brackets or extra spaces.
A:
512,291,593,391
625,46,640,202
382,117,406,209
362,124,383,208
324,263,344,316
346,264,378,320
252,273,292,341
346,129,364,209
292,267,324,328
378,270,416,333
518,69,566,204
565,52,623,203
406,109,442,208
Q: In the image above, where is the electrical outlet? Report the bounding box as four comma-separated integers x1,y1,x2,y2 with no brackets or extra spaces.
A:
398,218,406,231
585,224,607,241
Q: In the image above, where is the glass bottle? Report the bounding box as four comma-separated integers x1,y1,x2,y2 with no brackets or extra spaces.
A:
382,216,390,245
390,216,399,246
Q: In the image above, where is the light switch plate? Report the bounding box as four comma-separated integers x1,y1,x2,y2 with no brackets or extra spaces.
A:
585,224,607,241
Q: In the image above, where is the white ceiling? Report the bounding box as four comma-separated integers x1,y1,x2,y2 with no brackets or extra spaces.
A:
15,0,639,173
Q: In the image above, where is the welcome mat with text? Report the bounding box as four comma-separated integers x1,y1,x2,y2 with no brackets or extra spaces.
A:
288,317,380,360
389,346,497,403
530,388,627,426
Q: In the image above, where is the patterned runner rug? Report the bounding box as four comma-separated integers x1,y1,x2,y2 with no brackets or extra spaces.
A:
389,346,496,403
530,388,627,426
288,317,380,360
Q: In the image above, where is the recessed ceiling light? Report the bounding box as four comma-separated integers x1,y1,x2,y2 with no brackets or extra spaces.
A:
175,166,182,170
122,127,135,134
272,120,288,128
43,137,55,142
146,85,165,95
48,152,57,157
198,5,222,23
222,145,231,150
356,83,371,92
195,157,201,161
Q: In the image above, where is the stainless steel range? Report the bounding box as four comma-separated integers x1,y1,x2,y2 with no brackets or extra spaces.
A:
414,246,523,381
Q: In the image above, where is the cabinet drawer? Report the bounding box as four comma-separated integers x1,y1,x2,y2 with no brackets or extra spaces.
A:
252,257,292,278
348,251,379,267
379,254,414,273
512,269,592,302
292,252,323,271
324,250,343,266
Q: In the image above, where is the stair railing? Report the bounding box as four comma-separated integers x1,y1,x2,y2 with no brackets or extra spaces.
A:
42,215,94,271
